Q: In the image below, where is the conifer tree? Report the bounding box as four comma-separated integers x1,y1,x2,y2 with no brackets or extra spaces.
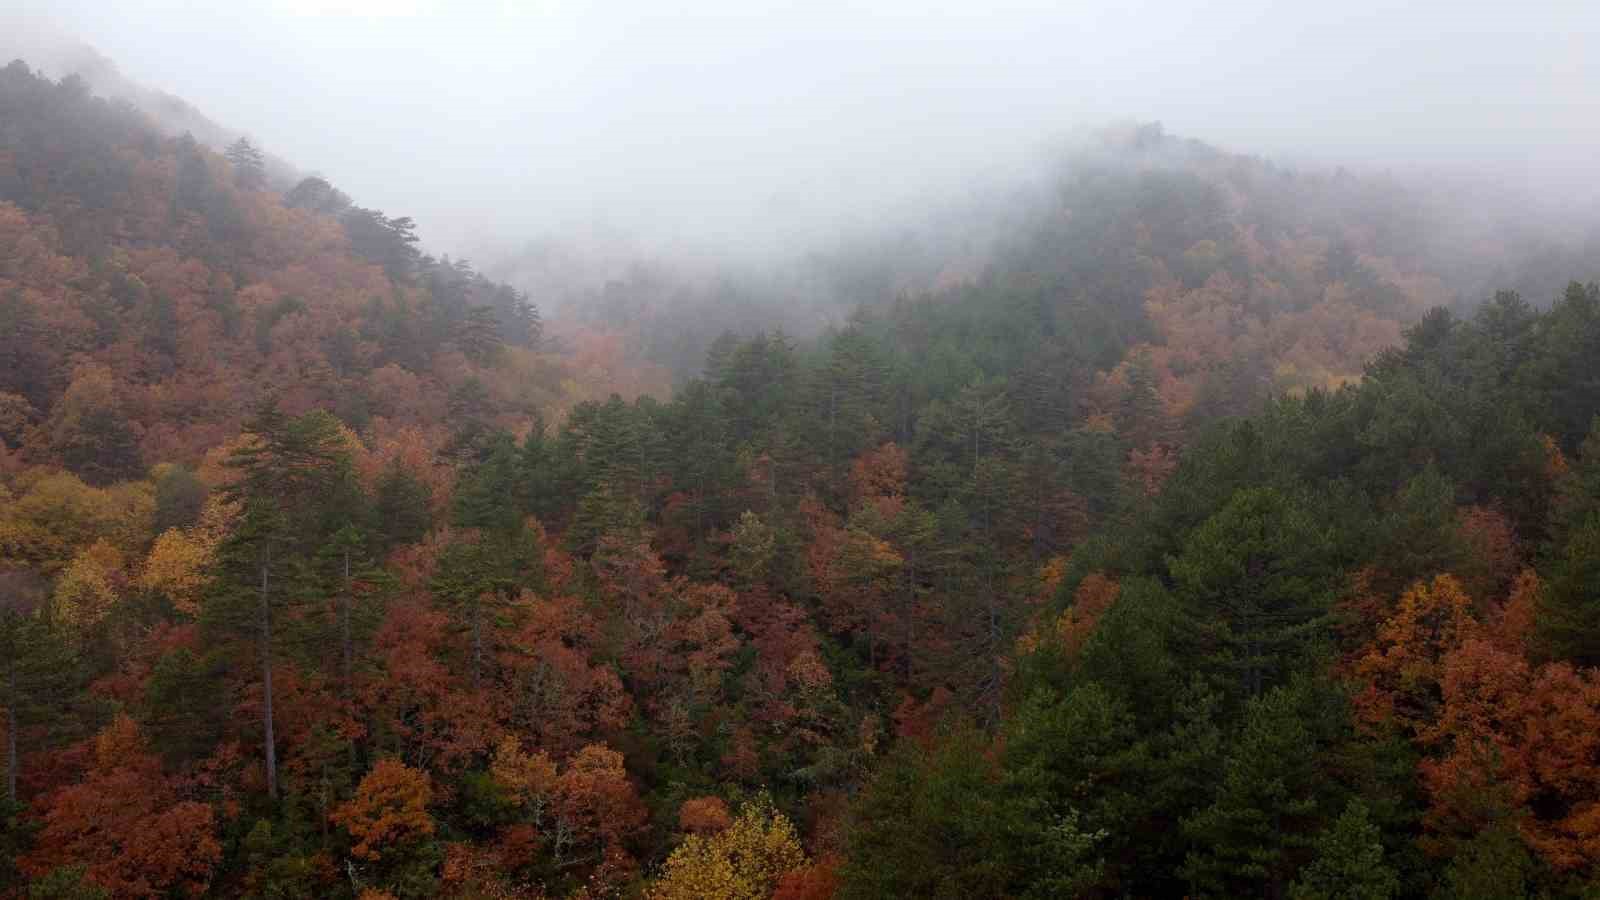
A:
211,404,354,800
1289,800,1398,900
434,433,542,687
224,137,266,191
1169,487,1342,699
0,570,72,806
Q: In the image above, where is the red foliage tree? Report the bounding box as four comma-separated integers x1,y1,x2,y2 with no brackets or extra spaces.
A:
496,592,631,755
24,715,222,898
773,855,843,900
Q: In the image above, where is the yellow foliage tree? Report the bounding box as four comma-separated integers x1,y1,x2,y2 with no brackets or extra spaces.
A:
489,734,558,815
52,539,124,630
0,471,151,571
648,795,807,900
139,527,214,616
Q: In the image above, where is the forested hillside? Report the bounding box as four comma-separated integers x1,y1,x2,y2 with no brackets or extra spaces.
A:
4,54,1600,899
493,122,1596,394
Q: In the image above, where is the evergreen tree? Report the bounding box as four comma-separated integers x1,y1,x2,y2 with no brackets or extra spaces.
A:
372,463,432,551
1117,350,1167,450
283,175,350,214
1169,487,1343,700
141,645,228,767
340,207,420,281
1434,820,1536,900
1181,679,1345,898
152,465,207,533
839,720,1105,900
1522,282,1600,451
1289,799,1399,900
0,571,73,806
210,404,355,801
172,133,210,217
319,524,380,697
1542,419,1600,663
434,434,542,687
812,327,889,487
224,137,266,191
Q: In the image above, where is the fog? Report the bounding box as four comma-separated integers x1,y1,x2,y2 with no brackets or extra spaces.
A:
5,0,1598,261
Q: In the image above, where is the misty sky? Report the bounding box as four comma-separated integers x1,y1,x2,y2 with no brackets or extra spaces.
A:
7,0,1598,258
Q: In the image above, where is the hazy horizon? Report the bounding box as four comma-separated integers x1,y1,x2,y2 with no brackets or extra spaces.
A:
5,0,1597,263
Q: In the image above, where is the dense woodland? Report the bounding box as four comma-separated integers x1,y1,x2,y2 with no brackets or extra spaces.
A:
4,56,1600,899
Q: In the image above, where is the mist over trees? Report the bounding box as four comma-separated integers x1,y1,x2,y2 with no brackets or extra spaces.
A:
479,122,1598,389
2,11,1600,898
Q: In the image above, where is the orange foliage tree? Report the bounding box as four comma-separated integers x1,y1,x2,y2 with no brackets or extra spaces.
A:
1349,570,1600,874
679,796,733,835
1350,574,1477,734
488,737,647,883
331,758,435,862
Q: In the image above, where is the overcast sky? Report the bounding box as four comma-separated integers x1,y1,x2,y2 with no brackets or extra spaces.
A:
6,0,1598,258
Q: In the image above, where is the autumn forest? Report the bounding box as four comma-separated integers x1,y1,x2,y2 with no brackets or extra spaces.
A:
3,43,1600,900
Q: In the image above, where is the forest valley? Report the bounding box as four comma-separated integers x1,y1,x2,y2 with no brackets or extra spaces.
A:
5,56,1600,900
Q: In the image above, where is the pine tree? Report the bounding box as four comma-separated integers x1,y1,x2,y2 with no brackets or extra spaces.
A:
1541,419,1600,663
211,404,354,801
1168,487,1342,700
1434,821,1535,900
1181,679,1342,898
372,463,432,551
321,524,377,697
1117,351,1167,450
1289,800,1398,900
660,381,734,545
283,175,350,214
434,434,542,687
172,133,210,216
813,327,889,486
0,571,72,806
224,137,266,191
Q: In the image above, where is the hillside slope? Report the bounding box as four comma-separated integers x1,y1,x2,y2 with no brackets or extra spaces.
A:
4,55,1600,900
0,59,676,487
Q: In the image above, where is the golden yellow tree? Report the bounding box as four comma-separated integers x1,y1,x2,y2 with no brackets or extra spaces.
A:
0,471,152,572
52,538,124,630
648,795,807,900
489,734,558,814
139,528,213,616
